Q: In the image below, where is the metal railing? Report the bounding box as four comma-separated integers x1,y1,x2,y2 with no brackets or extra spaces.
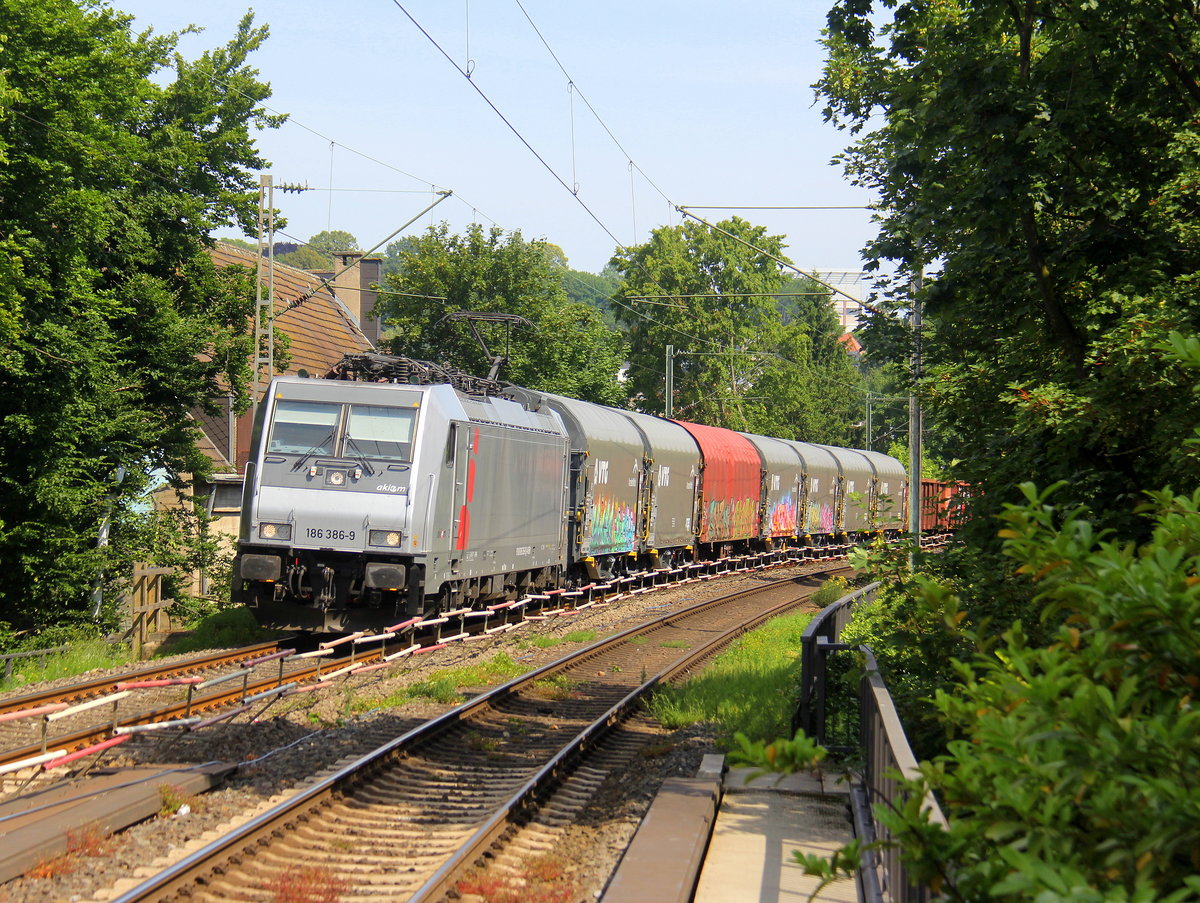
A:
794,581,880,749
794,582,947,903
857,647,948,903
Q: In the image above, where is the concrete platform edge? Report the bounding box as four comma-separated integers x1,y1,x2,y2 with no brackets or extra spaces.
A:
600,754,725,903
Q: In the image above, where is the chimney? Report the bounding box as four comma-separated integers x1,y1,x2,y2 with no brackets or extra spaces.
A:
330,252,383,346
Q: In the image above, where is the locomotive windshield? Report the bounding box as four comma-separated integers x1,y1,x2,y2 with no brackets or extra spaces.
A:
268,401,339,454
345,404,416,461
266,399,418,463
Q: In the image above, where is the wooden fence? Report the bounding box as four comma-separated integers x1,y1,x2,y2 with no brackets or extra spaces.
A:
120,566,174,659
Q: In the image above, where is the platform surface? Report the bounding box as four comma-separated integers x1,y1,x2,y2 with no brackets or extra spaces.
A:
693,766,857,903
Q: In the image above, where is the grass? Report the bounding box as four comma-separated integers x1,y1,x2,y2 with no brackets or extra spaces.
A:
154,607,276,657
530,674,581,700
648,608,815,746
524,628,597,649
0,637,130,694
356,652,527,711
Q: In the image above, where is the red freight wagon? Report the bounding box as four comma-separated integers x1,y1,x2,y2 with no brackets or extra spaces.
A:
920,479,970,532
674,420,762,544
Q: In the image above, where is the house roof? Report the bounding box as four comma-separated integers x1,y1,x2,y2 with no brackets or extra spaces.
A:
191,243,378,471
209,242,375,376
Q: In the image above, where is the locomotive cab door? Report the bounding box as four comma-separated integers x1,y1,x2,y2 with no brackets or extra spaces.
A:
449,422,476,554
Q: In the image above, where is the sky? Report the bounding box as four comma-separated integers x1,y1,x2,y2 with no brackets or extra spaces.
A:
112,0,879,281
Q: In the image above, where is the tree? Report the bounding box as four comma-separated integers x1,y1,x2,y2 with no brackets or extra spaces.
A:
610,218,862,439
275,244,328,271
817,0,1200,540
562,268,620,329
277,230,359,270
0,1,280,630
377,222,626,404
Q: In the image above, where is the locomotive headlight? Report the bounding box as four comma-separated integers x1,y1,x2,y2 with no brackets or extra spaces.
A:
326,470,346,486
258,522,292,541
369,529,403,548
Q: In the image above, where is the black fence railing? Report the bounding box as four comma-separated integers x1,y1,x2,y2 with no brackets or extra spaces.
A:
795,583,947,903
794,581,880,750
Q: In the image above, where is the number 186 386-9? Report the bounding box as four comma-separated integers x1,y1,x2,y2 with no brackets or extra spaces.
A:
306,527,356,542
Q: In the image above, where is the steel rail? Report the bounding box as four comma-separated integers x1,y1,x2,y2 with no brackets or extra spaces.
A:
0,641,285,716
110,565,845,903
408,577,825,902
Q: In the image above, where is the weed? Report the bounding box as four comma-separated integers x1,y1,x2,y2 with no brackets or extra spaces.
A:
27,853,79,880
531,675,580,700
456,854,577,903
530,635,562,648
264,865,350,903
27,825,114,879
159,784,203,816
626,635,649,646
67,824,114,857
563,630,596,644
659,639,691,649
408,676,461,704
809,576,851,608
466,731,501,752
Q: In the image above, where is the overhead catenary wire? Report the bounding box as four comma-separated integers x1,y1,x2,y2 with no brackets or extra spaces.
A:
511,0,675,209
676,206,885,316
20,48,869,367
387,0,628,256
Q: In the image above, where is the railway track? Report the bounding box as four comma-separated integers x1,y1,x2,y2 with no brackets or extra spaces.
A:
107,569,832,903
0,547,844,777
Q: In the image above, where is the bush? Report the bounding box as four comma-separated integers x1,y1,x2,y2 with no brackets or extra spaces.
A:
877,484,1200,902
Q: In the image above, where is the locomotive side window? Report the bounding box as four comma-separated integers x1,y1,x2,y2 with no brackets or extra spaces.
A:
268,401,340,454
346,405,417,461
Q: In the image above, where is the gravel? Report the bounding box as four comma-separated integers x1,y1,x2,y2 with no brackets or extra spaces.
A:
0,564,823,903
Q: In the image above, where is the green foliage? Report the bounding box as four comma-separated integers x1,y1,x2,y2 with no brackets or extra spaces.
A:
562,267,620,329
611,219,863,438
817,0,1200,541
649,609,814,744
867,485,1200,902
842,541,976,760
809,575,852,608
275,245,328,271
0,1,280,628
278,230,360,270
0,634,130,693
378,222,626,404
154,607,271,656
727,729,827,782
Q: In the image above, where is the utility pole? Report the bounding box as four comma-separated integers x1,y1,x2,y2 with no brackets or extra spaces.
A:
252,174,276,421
865,392,874,451
664,344,674,417
907,267,924,539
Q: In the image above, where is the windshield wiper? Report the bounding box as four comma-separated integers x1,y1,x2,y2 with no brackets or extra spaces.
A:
290,430,337,472
342,434,377,475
